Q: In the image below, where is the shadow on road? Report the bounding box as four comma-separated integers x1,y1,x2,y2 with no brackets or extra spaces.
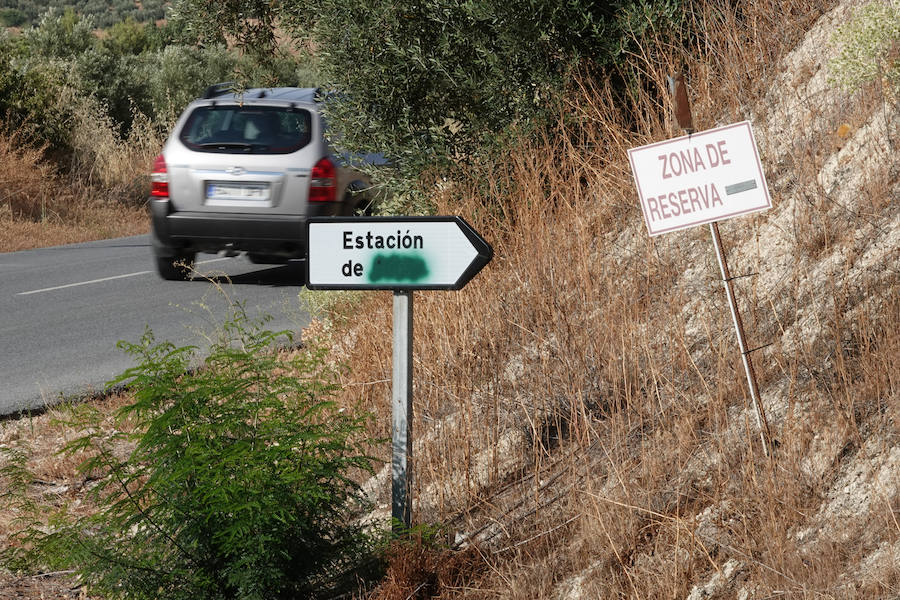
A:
196,261,307,288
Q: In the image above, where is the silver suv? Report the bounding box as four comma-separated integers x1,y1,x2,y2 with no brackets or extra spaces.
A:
150,86,377,280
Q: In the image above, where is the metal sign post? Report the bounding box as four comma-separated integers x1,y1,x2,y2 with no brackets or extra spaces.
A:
392,290,413,530
709,221,773,454
628,74,774,457
306,216,493,532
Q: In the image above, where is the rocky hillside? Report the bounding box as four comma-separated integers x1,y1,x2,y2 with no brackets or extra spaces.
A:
341,0,900,597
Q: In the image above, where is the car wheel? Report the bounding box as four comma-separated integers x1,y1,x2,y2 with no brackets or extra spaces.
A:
156,251,196,281
357,196,378,216
344,192,376,216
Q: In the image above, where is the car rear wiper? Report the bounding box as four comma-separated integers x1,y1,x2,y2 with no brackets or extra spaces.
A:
195,142,253,149
195,142,274,153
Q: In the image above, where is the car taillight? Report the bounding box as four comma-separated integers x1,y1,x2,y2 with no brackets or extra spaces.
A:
150,154,168,198
309,157,336,202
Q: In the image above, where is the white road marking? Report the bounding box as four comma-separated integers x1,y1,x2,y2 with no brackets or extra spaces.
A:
16,258,234,296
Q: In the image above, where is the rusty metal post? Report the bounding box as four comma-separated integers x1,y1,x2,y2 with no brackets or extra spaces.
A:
709,222,773,455
669,73,773,457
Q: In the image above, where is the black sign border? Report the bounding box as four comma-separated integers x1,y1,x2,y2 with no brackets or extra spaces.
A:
305,216,493,291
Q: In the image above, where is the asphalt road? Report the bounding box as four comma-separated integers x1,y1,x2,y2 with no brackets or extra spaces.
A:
0,235,313,415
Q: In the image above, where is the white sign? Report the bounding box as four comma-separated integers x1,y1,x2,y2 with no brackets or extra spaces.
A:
306,216,492,290
628,121,772,236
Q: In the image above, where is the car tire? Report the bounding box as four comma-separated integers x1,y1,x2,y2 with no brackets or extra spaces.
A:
344,192,376,217
247,254,290,265
356,196,377,216
155,251,196,281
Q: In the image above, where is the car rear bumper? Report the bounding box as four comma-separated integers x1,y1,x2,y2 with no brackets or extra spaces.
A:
150,198,339,257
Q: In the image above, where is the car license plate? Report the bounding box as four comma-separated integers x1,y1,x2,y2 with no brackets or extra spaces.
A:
206,182,270,201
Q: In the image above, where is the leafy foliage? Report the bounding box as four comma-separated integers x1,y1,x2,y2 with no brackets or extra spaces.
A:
4,0,683,207
2,309,383,600
21,7,94,58
172,0,684,208
0,0,167,28
829,0,900,94
0,6,27,26
0,4,316,168
0,34,77,151
103,16,153,55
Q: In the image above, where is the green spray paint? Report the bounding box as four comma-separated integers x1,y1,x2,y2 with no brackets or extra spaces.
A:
368,253,430,284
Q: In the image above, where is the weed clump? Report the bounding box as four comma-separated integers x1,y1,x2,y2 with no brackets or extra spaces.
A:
829,0,900,94
1,308,383,600
369,531,483,600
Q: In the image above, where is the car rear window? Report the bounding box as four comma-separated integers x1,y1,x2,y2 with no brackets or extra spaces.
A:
179,105,312,154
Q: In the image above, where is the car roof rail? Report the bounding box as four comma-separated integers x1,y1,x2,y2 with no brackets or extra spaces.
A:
203,82,237,99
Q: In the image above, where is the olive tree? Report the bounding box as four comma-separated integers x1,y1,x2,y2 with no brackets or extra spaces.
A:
170,0,684,200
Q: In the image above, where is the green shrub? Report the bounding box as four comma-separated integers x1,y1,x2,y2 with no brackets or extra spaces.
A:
829,0,900,93
103,17,153,56
22,8,95,59
0,8,27,27
138,44,234,125
1,11,129,152
0,0,168,28
2,308,383,600
1,7,312,158
0,44,81,154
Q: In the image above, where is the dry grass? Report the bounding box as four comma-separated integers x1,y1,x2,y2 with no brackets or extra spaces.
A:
341,0,900,597
0,103,159,253
0,394,135,598
67,96,168,195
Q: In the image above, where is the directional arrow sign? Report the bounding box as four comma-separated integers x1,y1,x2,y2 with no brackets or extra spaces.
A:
305,216,493,290
628,121,772,236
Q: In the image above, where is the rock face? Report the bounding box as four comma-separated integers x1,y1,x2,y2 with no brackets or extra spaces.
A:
369,0,900,597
